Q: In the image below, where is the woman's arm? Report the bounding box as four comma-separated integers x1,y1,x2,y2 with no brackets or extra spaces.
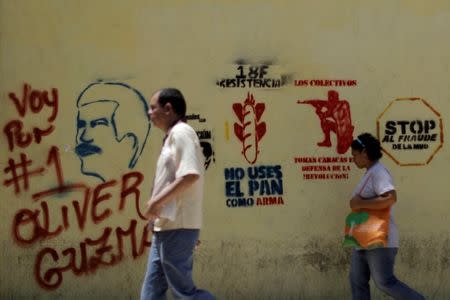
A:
350,190,396,210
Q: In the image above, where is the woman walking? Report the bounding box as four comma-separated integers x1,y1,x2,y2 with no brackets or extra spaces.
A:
348,133,425,300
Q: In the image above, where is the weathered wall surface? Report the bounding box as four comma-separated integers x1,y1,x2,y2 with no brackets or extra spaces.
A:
1,1,449,299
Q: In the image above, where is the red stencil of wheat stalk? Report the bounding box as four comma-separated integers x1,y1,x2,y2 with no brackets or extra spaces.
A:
233,93,267,164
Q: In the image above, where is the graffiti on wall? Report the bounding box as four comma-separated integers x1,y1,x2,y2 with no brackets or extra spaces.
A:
295,79,357,87
224,165,284,208
76,82,151,181
233,93,267,165
2,82,152,290
293,156,353,180
377,97,444,166
295,80,358,181
298,90,354,154
186,112,215,170
216,59,290,89
223,92,284,208
4,83,58,153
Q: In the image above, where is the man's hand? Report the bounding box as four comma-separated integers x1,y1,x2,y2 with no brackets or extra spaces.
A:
144,199,163,221
143,174,200,222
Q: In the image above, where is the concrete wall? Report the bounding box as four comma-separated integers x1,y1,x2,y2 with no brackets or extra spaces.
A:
1,1,449,299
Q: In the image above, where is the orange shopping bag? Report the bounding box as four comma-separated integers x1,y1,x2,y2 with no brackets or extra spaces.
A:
343,173,391,249
343,207,390,248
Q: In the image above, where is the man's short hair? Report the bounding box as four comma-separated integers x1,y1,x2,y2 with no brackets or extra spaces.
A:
157,88,187,119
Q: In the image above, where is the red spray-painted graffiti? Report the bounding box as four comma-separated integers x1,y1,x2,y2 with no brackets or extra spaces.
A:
2,82,151,291
4,83,58,152
11,161,151,290
298,90,354,154
233,93,267,164
3,83,59,195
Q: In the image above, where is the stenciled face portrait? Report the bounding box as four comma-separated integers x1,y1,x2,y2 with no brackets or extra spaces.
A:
76,100,128,180
75,82,151,182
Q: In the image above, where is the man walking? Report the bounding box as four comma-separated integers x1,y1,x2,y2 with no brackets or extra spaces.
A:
140,88,215,300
